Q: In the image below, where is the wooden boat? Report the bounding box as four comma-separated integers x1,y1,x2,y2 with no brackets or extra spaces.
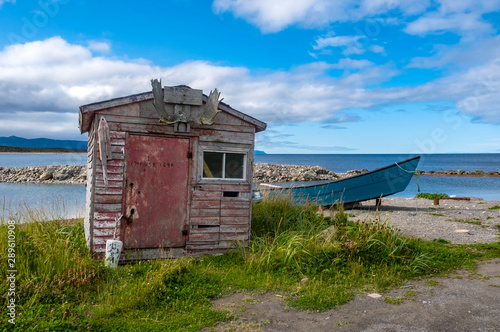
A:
256,156,421,206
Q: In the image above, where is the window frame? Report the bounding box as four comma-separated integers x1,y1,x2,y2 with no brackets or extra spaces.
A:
198,142,251,183
202,151,246,180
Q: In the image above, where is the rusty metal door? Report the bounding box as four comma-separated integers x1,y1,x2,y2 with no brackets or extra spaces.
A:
123,135,190,249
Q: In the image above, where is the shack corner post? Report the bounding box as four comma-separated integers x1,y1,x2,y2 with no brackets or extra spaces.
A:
79,80,266,261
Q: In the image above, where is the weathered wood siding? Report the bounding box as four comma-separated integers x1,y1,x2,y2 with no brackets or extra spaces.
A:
86,96,258,258
84,122,96,249
91,120,127,254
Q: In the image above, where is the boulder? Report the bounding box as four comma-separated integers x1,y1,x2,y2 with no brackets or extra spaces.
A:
302,171,317,180
39,172,53,181
53,172,71,181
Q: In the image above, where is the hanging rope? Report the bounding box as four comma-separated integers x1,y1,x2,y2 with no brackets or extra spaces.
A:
395,162,421,216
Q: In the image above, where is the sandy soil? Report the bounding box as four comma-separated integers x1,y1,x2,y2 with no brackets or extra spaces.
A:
205,197,500,332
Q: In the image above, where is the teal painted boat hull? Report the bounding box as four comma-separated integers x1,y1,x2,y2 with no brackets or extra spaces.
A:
259,156,421,206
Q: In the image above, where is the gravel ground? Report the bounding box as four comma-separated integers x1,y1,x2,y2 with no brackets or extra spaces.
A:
332,197,500,244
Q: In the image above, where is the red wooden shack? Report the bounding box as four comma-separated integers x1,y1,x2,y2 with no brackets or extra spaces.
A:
79,82,266,260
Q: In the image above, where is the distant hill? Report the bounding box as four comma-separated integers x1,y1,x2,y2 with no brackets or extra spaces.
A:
255,150,266,155
0,136,87,150
0,146,86,153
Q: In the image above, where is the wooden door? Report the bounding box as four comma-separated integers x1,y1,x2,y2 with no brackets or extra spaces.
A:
123,134,189,249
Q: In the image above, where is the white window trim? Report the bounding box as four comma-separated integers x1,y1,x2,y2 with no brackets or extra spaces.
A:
198,142,252,183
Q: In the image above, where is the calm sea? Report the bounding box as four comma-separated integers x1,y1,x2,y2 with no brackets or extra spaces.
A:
1,153,499,219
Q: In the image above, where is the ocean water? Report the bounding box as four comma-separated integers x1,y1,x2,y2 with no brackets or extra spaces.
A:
0,153,87,167
0,153,499,219
0,183,86,221
254,154,500,173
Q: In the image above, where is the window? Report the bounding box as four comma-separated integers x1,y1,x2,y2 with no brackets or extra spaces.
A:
203,151,245,179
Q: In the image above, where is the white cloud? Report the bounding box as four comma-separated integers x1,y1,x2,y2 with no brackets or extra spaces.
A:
313,34,385,56
404,12,493,36
213,0,500,38
369,45,385,54
0,37,499,141
213,0,347,33
88,40,111,53
332,58,374,69
313,36,362,49
0,0,15,8
407,35,500,69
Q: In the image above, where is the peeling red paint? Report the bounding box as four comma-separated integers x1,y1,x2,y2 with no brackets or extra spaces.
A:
122,135,190,249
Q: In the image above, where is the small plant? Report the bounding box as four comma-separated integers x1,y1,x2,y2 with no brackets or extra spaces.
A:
416,192,449,199
430,213,445,217
426,279,439,286
451,219,482,226
489,205,500,210
336,321,349,326
404,290,417,297
433,238,450,244
383,297,404,304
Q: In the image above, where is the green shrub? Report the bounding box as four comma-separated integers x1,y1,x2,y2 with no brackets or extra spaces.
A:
416,192,449,199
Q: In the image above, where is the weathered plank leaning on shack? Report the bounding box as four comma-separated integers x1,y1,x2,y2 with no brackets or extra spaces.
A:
79,81,267,261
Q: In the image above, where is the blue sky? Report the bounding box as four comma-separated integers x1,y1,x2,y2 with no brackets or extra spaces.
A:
0,0,499,154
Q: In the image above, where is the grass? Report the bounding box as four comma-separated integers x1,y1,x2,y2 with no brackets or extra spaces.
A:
383,297,404,305
489,205,500,210
447,219,482,226
1,195,500,331
426,279,439,286
416,192,449,200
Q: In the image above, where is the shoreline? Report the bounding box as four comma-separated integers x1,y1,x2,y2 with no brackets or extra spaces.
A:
0,152,86,155
0,163,499,185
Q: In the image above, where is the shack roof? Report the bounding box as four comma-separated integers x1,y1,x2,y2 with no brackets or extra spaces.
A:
79,91,267,134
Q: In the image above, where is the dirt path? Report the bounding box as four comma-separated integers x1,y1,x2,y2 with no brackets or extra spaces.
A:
207,259,500,332
205,198,500,332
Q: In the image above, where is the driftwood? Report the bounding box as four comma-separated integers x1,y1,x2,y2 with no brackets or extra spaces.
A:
97,116,111,188
434,197,471,205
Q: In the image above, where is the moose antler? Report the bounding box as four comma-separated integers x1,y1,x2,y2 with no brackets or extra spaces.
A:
196,88,223,125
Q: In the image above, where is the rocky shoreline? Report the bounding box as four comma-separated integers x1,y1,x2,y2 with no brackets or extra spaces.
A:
0,165,87,184
0,163,499,185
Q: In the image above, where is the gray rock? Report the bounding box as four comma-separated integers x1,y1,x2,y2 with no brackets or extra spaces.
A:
53,172,71,181
39,172,53,181
302,171,317,180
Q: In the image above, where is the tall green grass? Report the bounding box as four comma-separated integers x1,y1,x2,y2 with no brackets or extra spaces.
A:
1,195,497,330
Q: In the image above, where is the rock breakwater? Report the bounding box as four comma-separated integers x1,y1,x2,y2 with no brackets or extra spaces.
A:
0,164,498,185
253,162,364,183
0,165,86,184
